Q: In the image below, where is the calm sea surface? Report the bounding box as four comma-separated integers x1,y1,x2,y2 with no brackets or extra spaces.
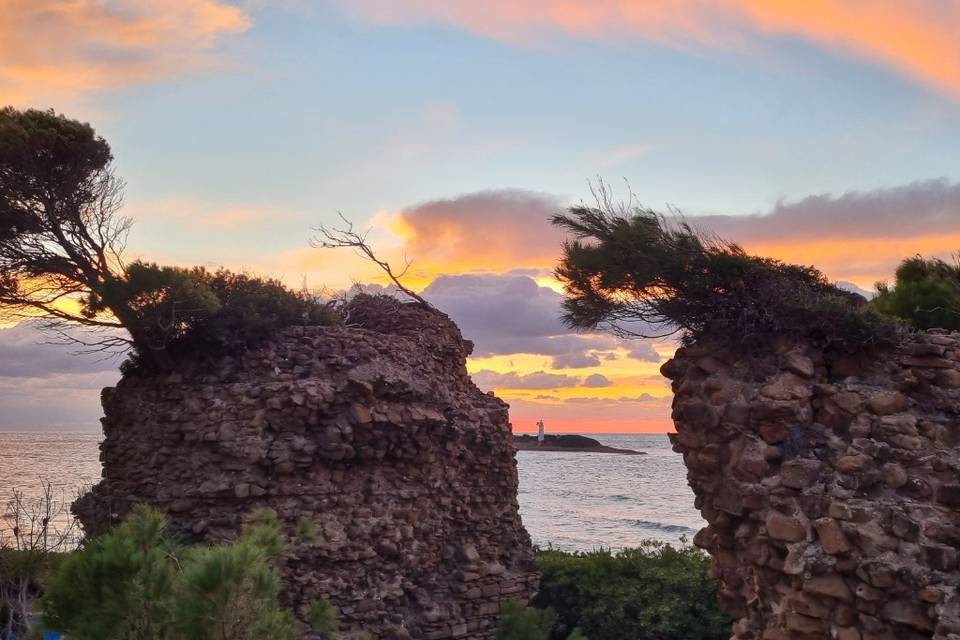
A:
0,432,703,551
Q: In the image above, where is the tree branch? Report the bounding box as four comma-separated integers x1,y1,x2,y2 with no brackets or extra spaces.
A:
310,212,433,308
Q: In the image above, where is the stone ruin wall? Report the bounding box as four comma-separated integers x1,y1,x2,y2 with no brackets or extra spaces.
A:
664,331,960,640
74,298,538,640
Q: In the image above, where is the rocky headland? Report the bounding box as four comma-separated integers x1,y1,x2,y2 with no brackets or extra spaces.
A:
512,433,644,455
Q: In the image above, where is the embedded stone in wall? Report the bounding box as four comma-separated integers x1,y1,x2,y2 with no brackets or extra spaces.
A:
664,330,960,640
74,296,538,639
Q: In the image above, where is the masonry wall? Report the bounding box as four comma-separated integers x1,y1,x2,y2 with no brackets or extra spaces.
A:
663,331,960,640
74,297,538,640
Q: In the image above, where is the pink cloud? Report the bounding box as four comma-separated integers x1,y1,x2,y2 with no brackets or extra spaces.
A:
0,0,251,105
340,1,960,97
396,189,566,274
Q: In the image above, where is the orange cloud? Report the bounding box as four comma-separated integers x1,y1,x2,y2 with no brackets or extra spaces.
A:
0,0,251,105
747,233,960,289
376,179,960,293
342,0,960,97
391,189,565,281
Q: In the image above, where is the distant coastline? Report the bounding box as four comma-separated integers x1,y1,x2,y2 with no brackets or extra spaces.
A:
513,433,645,455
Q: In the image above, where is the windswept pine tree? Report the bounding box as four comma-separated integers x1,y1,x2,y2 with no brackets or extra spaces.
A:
551,186,900,351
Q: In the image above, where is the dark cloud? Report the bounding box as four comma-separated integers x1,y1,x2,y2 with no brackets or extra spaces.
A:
423,273,660,367
0,322,123,378
552,352,602,369
0,322,122,430
563,393,663,405
582,373,611,388
0,376,112,430
692,178,960,244
470,369,581,391
625,343,660,362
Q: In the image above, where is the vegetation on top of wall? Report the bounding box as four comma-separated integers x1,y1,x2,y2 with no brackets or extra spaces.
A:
114,263,340,373
532,542,730,640
551,186,901,352
872,255,960,331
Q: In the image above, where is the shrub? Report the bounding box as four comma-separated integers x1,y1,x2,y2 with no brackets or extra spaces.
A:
533,542,730,640
551,194,900,351
308,600,339,639
39,506,301,640
111,263,341,372
872,255,960,330
496,601,558,640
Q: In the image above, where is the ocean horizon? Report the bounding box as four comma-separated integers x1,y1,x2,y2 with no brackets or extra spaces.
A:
0,431,701,552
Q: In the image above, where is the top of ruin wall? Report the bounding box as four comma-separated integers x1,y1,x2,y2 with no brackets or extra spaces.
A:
114,295,475,389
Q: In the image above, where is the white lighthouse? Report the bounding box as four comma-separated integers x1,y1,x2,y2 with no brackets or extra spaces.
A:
536,418,545,443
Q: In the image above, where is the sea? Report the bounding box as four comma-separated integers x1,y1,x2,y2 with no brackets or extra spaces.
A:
0,432,704,552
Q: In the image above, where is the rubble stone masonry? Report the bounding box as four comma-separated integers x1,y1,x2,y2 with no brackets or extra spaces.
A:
74,297,538,639
663,331,960,640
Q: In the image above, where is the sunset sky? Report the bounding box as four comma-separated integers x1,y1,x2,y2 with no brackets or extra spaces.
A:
3,0,960,432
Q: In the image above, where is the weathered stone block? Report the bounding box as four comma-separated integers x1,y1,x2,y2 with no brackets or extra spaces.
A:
813,518,851,555
766,511,807,542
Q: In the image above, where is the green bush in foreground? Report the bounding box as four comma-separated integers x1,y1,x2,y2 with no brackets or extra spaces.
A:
533,542,730,640
39,506,318,640
496,600,558,640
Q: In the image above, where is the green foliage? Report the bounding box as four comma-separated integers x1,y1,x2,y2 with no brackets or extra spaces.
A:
1,549,64,637
296,516,320,544
533,542,730,640
0,107,111,241
872,255,960,330
0,107,130,331
551,194,900,351
114,263,340,372
40,505,297,640
308,599,340,639
86,262,223,352
496,601,557,640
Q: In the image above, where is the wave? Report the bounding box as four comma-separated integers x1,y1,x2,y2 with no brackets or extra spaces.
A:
631,520,696,535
